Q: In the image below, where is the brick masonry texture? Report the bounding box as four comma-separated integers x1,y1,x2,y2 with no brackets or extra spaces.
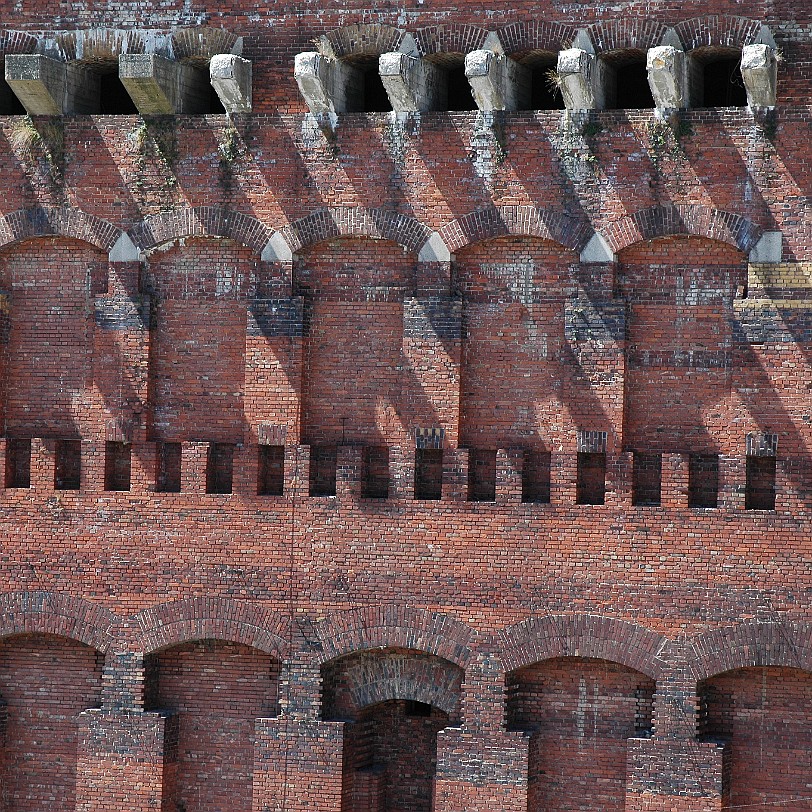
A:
0,0,809,810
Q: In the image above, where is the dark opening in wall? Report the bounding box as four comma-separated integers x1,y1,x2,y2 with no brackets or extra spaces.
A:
517,52,564,111
54,439,81,490
104,441,131,492
576,452,606,505
522,450,551,503
414,448,443,500
345,55,392,113
604,51,654,109
468,448,496,502
309,445,337,497
206,442,234,495
257,444,284,497
0,80,25,114
633,453,662,506
445,59,477,111
156,442,182,493
688,454,719,508
99,71,138,114
745,455,776,510
362,446,389,499
405,700,433,717
5,438,31,489
208,85,227,114
698,51,747,107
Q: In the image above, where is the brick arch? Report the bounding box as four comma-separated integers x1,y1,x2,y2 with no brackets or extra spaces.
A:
134,597,288,659
0,592,116,653
322,23,406,59
688,621,812,681
604,204,762,255
674,16,764,52
414,24,490,58
322,650,464,717
128,206,272,255
439,205,591,255
312,605,475,668
171,26,241,64
587,19,671,54
52,28,147,63
497,20,576,57
498,614,669,679
280,207,434,256
0,30,37,55
0,206,121,252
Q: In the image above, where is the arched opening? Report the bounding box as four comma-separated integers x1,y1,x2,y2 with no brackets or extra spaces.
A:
344,54,392,113
698,666,812,810
144,638,280,812
98,66,138,114
424,53,477,111
321,647,463,812
507,656,655,812
601,49,655,110
692,47,747,107
518,51,564,111
0,633,104,810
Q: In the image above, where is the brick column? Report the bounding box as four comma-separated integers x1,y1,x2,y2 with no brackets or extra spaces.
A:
443,447,468,501
182,441,208,494
662,453,688,508
75,651,175,812
719,453,745,511
75,709,174,812
434,653,530,812
495,448,523,504
625,643,728,811
337,445,362,499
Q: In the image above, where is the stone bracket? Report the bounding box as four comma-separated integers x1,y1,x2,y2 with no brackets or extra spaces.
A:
119,53,210,115
647,46,689,112
741,43,778,109
5,53,98,115
294,51,348,118
209,54,252,113
465,50,530,112
379,52,443,113
557,48,605,110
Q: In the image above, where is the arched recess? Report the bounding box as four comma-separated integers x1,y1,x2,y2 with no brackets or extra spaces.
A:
280,207,438,259
690,622,812,812
500,615,664,812
0,205,122,253
139,599,285,812
450,223,582,456
311,604,475,669
321,646,464,812
601,204,763,256
413,24,489,59
617,230,749,456
439,204,593,256
128,206,272,256
0,233,114,439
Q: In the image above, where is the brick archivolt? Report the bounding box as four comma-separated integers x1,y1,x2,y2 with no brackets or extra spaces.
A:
0,591,808,686
0,203,771,261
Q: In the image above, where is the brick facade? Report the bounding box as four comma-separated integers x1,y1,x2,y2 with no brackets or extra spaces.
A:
0,0,809,810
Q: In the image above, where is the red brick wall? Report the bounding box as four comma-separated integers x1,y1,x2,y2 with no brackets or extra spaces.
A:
0,634,103,812
700,666,812,811
144,640,279,812
507,657,655,812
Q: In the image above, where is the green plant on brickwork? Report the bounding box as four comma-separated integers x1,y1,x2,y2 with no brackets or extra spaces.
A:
581,119,603,139
131,118,180,211
219,123,241,165
9,115,65,201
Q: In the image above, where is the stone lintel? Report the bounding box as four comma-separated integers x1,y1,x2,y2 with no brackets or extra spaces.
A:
464,49,530,112
647,45,688,111
6,53,99,115
209,54,252,113
741,43,778,109
379,52,443,113
557,48,603,110
119,53,209,115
